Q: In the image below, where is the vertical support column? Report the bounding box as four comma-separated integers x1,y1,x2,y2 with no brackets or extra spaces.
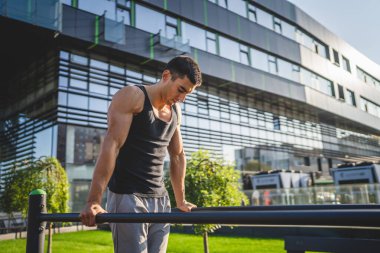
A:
26,189,47,253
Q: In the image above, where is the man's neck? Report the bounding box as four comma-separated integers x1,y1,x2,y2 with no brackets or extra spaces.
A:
146,83,167,110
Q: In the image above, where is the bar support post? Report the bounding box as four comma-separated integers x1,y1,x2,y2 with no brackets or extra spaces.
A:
26,189,47,253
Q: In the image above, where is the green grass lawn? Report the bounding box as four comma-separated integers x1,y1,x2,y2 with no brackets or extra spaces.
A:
0,230,287,253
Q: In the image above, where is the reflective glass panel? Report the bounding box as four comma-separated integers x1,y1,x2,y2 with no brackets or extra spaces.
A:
268,56,278,74
71,54,88,65
78,0,115,20
89,97,108,112
219,36,240,62
281,21,295,40
90,83,108,95
136,4,165,35
68,94,88,109
110,64,125,75
278,59,293,80
70,78,87,90
228,0,246,16
34,126,57,159
251,48,268,71
256,8,272,30
90,59,108,70
181,22,206,51
116,8,130,25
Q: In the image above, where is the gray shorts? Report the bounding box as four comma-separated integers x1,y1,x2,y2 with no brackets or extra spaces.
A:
106,190,171,253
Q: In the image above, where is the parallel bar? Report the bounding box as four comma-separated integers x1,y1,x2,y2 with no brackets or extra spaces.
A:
39,210,380,227
285,236,380,253
185,204,380,212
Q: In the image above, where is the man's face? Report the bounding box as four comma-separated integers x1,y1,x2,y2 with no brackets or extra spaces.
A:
164,71,198,105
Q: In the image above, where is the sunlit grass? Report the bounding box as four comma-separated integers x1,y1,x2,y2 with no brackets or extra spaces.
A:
0,230,289,253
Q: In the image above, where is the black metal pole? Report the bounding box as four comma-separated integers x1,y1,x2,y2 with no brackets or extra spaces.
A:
177,204,380,212
39,209,380,227
26,189,47,253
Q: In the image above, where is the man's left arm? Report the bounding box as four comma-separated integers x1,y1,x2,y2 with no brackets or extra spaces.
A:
168,125,197,212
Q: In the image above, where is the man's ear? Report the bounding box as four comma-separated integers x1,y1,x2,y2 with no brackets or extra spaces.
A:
162,70,171,82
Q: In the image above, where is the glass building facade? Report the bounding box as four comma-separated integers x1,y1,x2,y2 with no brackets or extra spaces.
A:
1,0,380,211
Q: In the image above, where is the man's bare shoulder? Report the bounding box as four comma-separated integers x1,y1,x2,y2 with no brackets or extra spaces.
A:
111,86,144,114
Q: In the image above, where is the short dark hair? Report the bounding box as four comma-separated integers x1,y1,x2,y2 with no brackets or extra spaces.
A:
165,56,202,86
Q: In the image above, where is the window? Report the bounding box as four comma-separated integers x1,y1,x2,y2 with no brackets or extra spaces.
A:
333,49,340,65
116,5,130,25
278,59,293,80
135,5,165,35
165,16,178,38
273,116,281,130
357,67,367,83
239,44,250,65
300,32,314,51
58,92,67,106
360,97,367,112
206,31,217,54
219,36,240,62
291,65,301,82
247,4,257,22
337,84,345,101
89,83,108,95
117,0,131,7
198,96,209,115
356,67,380,90
181,22,206,51
110,64,125,75
68,94,88,109
342,56,351,72
220,101,230,119
60,51,69,60
360,97,380,117
59,76,68,87
268,55,278,74
90,59,108,70
89,97,108,112
317,158,322,172
295,29,329,59
34,127,57,159
345,89,356,106
78,0,116,20
70,78,87,90
310,73,319,90
281,21,295,40
319,78,335,97
71,54,88,65
300,68,312,87
301,68,334,97
304,157,311,166
228,0,246,16
218,0,227,8
314,40,328,58
256,8,272,30
251,48,268,71
273,17,282,34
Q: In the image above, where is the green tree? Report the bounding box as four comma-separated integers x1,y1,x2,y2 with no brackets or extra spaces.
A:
166,150,248,253
0,157,69,217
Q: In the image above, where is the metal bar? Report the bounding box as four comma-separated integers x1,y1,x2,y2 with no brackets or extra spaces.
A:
184,204,380,212
285,236,380,253
39,209,380,227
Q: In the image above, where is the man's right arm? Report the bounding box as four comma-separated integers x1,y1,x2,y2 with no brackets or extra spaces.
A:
80,86,143,226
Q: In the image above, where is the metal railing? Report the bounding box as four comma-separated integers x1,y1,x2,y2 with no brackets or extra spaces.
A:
26,189,380,253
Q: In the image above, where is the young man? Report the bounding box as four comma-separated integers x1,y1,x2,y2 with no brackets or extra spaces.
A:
80,56,202,253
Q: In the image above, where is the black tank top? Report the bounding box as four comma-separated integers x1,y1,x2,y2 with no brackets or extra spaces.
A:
108,86,178,197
